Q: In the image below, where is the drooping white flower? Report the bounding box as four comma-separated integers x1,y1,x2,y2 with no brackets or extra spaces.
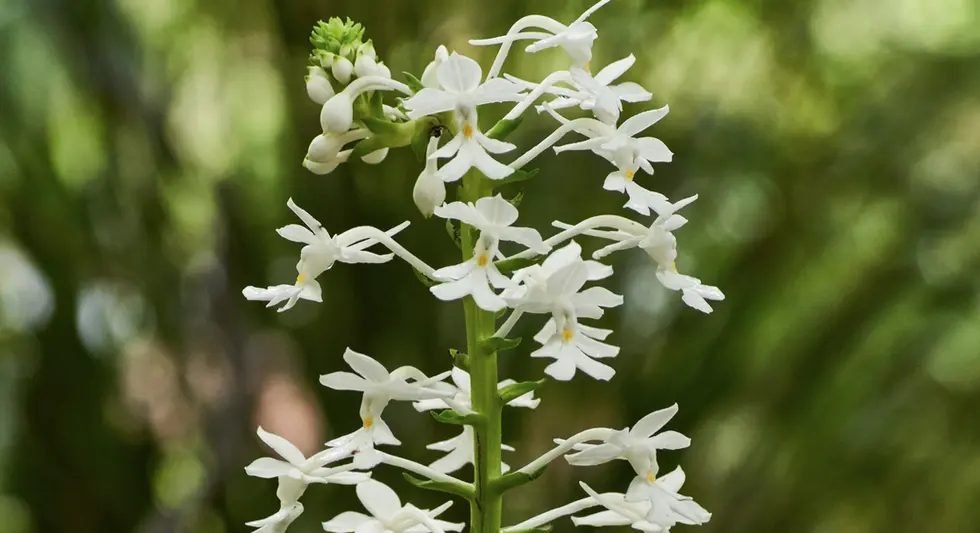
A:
246,502,304,533
531,316,619,381
321,76,412,133
403,52,525,182
655,270,724,314
308,130,368,163
320,348,451,466
563,404,690,479
322,479,463,533
555,107,674,215
245,427,369,486
625,467,712,529
470,0,612,74
411,367,537,473
413,136,447,217
355,55,391,79
420,45,449,88
306,66,336,105
304,149,352,176
430,196,548,311
243,199,409,311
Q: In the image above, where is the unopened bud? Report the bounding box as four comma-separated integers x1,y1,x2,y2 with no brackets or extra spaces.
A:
306,67,335,105
320,94,354,133
332,56,353,84
361,148,388,165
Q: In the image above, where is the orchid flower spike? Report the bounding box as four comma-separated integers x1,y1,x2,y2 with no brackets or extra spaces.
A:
470,0,612,77
245,427,368,487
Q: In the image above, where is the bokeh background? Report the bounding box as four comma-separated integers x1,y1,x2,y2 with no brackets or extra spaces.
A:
2,0,980,532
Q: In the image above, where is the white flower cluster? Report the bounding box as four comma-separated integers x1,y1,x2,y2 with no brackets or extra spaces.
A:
243,2,720,533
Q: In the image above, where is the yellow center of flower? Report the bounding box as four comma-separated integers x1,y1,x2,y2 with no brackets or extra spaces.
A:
625,169,635,181
463,122,474,139
477,254,489,267
363,416,374,428
296,273,306,284
562,328,574,342
585,62,592,73
646,472,656,483
671,261,678,272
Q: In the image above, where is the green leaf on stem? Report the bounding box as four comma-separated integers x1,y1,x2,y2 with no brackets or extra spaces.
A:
508,191,524,208
498,379,546,405
489,467,546,494
430,410,486,426
402,72,425,93
479,336,521,354
402,473,475,501
450,348,469,370
486,116,523,140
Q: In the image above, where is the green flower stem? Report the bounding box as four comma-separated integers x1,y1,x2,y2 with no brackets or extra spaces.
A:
460,170,503,533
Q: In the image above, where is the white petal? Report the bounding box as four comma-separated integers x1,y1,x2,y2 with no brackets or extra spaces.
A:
434,201,486,227
618,106,670,138
474,130,517,155
436,149,475,183
404,88,457,119
635,137,673,163
244,457,294,478
344,348,391,382
612,82,653,102
277,224,318,245
371,417,402,446
286,198,324,234
646,430,691,450
357,479,403,519
323,511,374,533
575,286,624,309
595,55,635,84
657,466,687,493
433,259,476,281
319,371,370,392
471,274,507,312
565,443,622,466
429,446,472,474
431,277,475,302
475,195,519,227
604,173,628,193
576,334,620,359
471,77,525,106
498,227,546,251
543,355,578,381
681,289,714,313
437,53,483,93
575,352,616,381
257,427,306,466
631,404,678,439
433,132,463,160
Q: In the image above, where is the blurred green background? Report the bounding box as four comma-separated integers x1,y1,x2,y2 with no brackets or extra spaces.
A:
2,0,980,532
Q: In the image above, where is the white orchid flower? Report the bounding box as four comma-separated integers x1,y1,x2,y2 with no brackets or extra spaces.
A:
506,55,651,125
304,149,352,176
625,467,712,529
320,348,452,465
244,427,368,486
243,199,409,311
555,106,674,215
424,425,516,474
322,480,464,533
246,502,304,533
563,404,690,479
320,76,412,133
531,315,619,382
431,196,548,311
573,483,661,533
306,129,369,169
403,53,525,182
470,0,612,75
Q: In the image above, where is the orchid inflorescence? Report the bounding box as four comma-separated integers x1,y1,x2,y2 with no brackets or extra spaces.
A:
243,2,718,533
